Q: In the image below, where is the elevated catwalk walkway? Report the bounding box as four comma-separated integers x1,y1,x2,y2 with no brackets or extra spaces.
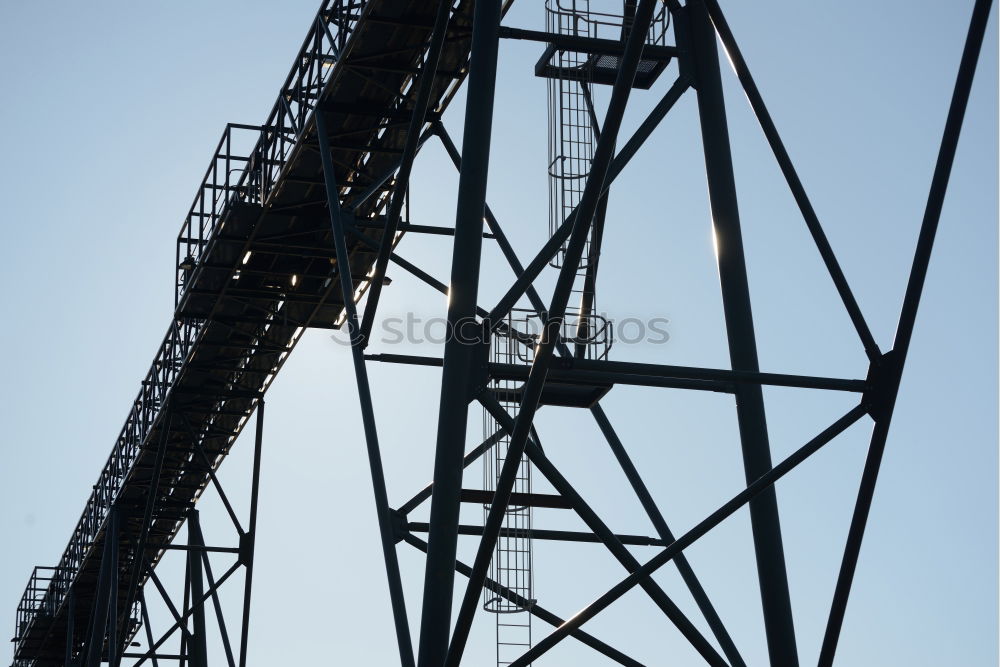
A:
13,0,475,662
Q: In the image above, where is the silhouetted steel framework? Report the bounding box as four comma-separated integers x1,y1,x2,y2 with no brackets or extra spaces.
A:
10,0,992,665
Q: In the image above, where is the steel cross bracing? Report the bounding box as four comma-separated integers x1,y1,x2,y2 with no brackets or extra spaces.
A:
10,0,992,666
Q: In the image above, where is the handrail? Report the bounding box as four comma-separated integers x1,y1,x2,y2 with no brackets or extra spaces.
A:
546,0,670,46
175,0,369,307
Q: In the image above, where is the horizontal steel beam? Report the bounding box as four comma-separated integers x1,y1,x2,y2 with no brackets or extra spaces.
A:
352,221,495,239
458,489,572,509
408,522,668,547
522,358,865,392
364,352,866,392
161,545,241,554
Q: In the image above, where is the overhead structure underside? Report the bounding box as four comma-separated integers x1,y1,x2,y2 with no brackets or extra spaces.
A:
11,0,992,666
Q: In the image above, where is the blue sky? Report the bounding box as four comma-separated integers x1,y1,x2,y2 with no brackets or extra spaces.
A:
0,1,996,665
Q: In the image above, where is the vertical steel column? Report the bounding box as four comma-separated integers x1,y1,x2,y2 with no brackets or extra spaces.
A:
575,193,608,358
117,409,172,667
416,1,501,664
575,81,608,357
179,555,190,667
315,112,416,667
140,592,160,667
83,508,118,667
65,591,75,666
684,2,798,664
107,509,118,667
187,511,208,667
238,400,265,667
189,517,236,667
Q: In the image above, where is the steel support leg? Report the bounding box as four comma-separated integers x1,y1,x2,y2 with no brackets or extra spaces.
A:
187,512,208,667
685,2,798,663
108,509,119,667
187,510,236,667
315,112,416,667
83,508,118,667
117,410,172,667
818,1,993,663
140,592,160,667
415,1,501,665
575,191,609,357
65,591,75,666
179,541,190,667
238,400,265,667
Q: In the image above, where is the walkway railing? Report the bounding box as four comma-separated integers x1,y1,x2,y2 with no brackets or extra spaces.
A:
176,0,369,306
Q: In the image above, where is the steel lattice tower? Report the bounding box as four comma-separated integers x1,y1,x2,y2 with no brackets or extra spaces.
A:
9,1,993,666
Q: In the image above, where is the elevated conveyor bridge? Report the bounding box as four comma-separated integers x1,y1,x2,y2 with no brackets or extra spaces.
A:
13,0,477,662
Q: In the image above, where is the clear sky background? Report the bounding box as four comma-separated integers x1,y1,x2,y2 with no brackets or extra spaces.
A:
0,1,996,665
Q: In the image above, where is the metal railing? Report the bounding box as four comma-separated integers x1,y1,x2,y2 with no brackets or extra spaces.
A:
546,0,670,46
176,0,369,307
13,317,202,657
174,123,260,304
14,568,63,642
14,567,140,666
14,0,369,658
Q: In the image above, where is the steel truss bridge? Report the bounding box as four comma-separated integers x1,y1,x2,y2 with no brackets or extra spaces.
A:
10,0,993,665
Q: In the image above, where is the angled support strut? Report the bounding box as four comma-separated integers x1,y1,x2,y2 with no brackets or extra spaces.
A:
316,111,416,667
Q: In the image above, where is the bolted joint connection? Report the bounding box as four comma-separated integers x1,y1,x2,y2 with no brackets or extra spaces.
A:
467,331,492,401
672,5,696,89
238,531,254,567
350,330,368,349
862,350,902,422
389,509,409,545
